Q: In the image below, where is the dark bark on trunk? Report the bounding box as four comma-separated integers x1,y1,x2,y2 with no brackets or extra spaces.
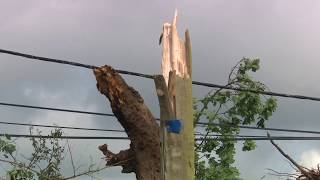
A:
99,144,135,173
93,65,160,180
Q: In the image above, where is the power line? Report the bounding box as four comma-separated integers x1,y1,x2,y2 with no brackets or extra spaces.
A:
192,81,320,101
195,133,267,138
1,48,320,102
2,121,313,139
197,133,320,139
0,49,153,79
0,102,114,117
1,133,320,141
0,134,129,140
197,122,320,135
196,136,320,141
0,121,125,133
3,101,320,135
195,133,320,141
0,101,161,121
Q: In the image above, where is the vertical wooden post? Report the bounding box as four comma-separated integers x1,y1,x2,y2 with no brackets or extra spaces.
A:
155,10,195,180
154,75,175,180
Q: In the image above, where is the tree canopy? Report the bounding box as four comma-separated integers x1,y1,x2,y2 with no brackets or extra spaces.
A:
194,58,278,180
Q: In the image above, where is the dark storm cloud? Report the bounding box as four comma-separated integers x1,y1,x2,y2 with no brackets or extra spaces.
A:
1,1,320,179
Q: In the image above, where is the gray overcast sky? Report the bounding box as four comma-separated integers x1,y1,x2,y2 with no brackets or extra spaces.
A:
1,0,320,179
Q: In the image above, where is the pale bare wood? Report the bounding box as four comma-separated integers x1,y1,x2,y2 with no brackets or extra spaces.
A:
159,10,195,180
185,30,192,78
181,28,194,180
170,13,185,78
155,74,185,180
161,23,172,85
167,73,184,178
168,71,176,115
162,10,189,83
172,9,178,26
154,75,174,180
175,76,194,179
179,39,187,76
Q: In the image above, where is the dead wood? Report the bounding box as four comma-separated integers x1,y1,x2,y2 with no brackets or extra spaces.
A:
94,65,160,180
268,132,320,180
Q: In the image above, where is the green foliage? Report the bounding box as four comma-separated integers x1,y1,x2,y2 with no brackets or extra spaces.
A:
0,128,65,180
0,127,109,179
28,128,64,179
0,135,16,157
194,58,277,180
242,140,256,151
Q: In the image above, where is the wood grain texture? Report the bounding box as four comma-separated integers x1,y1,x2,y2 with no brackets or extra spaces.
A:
160,10,195,180
94,66,160,180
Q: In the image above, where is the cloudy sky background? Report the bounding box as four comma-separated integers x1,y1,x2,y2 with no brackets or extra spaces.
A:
1,0,320,179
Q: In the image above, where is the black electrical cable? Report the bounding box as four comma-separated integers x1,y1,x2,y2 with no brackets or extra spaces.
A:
0,134,129,140
1,48,320,101
2,101,320,135
197,122,320,135
0,102,114,117
195,136,320,141
0,133,319,141
0,121,125,133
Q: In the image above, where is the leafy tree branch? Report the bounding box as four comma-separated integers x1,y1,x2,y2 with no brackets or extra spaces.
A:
0,128,115,180
194,58,278,180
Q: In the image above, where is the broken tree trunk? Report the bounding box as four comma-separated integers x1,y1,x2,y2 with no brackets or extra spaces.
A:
157,10,195,180
94,65,160,180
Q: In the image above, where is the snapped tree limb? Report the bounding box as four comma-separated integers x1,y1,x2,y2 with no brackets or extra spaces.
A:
99,144,135,173
267,132,320,180
93,65,160,180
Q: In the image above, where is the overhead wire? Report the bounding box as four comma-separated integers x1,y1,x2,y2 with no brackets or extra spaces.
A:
2,101,320,135
1,120,318,140
197,122,320,135
0,101,160,122
0,134,129,140
0,121,125,133
2,49,320,140
0,133,319,141
1,48,320,101
195,133,268,138
0,121,296,138
196,136,320,141
0,102,114,117
0,49,153,79
192,81,320,101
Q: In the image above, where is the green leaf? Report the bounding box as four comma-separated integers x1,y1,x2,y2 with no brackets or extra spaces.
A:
5,134,11,140
194,58,277,180
242,140,257,151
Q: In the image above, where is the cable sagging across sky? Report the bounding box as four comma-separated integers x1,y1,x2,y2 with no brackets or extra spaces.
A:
2,101,320,135
1,48,320,101
0,133,319,141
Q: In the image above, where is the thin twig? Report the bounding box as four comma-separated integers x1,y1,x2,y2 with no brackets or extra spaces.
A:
228,59,243,83
285,159,299,172
62,157,134,180
267,168,298,177
0,159,40,176
66,139,76,176
85,172,103,180
195,66,241,151
195,104,222,151
267,132,312,179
